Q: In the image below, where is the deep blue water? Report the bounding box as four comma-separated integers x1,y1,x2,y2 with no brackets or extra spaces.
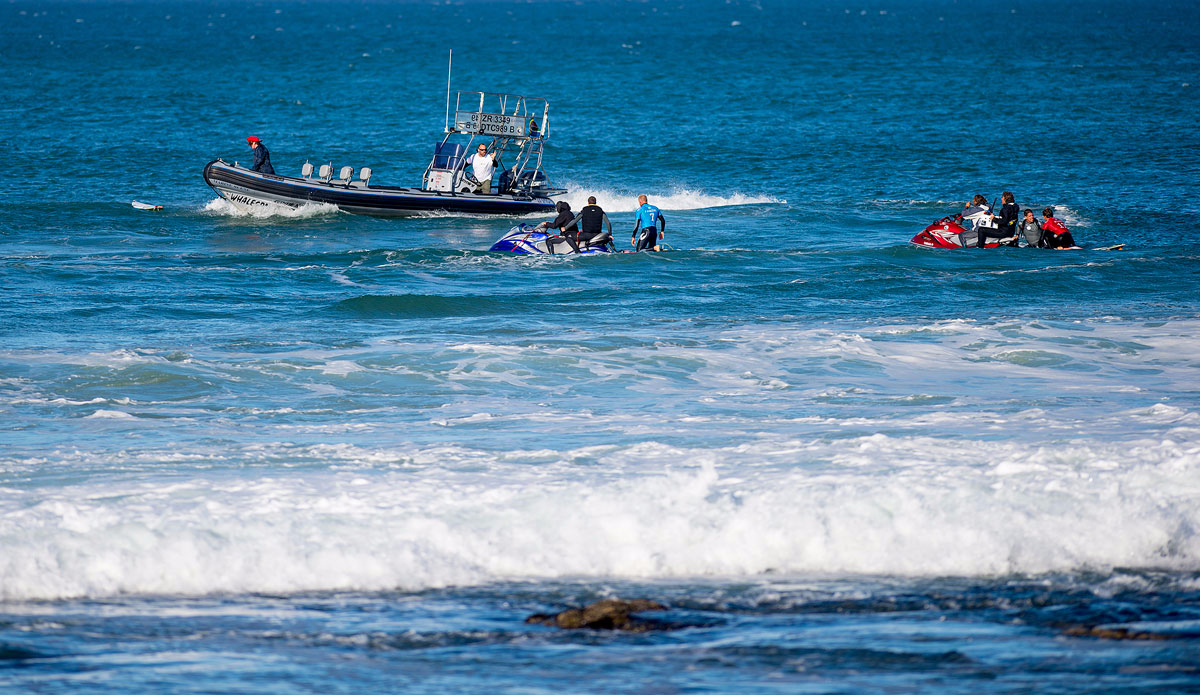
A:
3,0,1200,692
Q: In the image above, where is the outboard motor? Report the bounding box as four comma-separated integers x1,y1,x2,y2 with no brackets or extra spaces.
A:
513,170,548,192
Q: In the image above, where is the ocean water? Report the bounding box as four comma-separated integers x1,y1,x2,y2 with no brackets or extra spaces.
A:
3,0,1200,692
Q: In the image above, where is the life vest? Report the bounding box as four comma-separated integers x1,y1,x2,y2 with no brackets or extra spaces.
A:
1020,220,1044,247
963,205,996,230
580,205,605,235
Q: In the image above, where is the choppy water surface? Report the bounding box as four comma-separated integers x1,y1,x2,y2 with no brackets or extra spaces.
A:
2,0,1200,692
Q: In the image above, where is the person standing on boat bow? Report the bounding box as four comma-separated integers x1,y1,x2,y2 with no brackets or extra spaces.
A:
246,136,275,175
466,144,499,194
631,194,665,251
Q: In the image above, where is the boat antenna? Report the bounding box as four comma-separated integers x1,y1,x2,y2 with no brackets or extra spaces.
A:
444,50,452,134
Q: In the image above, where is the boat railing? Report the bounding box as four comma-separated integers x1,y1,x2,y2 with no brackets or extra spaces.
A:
422,90,558,196
449,91,549,140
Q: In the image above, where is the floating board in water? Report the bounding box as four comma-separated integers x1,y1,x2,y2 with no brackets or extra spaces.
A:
1095,244,1125,251
131,201,163,210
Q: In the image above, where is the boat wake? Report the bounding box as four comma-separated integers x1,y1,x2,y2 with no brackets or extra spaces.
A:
375,186,785,221
202,197,341,219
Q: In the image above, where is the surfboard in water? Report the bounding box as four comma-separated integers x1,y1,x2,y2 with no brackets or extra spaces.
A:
131,201,163,210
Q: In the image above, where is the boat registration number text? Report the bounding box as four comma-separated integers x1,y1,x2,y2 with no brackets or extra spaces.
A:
455,111,526,137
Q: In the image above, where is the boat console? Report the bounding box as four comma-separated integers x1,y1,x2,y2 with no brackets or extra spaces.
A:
422,91,565,197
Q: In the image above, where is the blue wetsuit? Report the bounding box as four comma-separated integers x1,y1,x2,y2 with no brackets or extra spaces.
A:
632,203,665,251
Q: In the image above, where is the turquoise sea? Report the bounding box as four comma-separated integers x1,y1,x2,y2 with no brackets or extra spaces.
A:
2,0,1200,692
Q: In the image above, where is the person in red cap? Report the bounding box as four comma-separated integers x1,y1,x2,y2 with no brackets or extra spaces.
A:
246,136,275,174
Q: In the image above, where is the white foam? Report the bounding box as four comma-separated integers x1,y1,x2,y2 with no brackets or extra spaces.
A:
557,183,784,212
4,319,1200,598
202,197,340,219
84,409,135,419
367,185,783,220
185,183,782,221
1047,204,1088,227
1,432,1198,600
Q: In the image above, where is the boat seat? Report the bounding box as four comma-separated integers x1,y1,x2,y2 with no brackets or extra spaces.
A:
432,142,465,171
319,164,333,183
339,166,354,186
301,161,314,178
350,167,372,189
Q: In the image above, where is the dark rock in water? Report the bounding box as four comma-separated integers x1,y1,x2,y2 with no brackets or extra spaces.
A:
1064,625,1171,641
525,598,668,632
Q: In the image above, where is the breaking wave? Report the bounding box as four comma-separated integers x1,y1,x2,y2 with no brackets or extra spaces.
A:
558,184,785,212
1,432,1198,600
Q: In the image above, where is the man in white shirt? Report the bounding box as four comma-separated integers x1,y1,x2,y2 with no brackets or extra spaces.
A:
466,144,498,194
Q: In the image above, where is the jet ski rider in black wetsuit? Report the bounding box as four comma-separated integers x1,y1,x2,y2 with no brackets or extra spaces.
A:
565,196,614,252
537,201,579,251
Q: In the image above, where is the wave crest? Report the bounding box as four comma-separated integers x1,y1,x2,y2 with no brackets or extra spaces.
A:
557,184,784,212
2,434,1197,600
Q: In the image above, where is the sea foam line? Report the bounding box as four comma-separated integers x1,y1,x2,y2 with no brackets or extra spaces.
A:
1,434,1198,600
557,183,785,212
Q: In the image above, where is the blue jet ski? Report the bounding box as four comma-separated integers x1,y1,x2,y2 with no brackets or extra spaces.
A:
489,224,616,255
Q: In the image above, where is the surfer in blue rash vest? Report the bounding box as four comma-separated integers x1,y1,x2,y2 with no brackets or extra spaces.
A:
631,194,666,251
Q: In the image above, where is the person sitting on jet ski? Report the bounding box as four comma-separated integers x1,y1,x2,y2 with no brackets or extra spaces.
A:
1019,209,1047,248
565,196,614,251
995,192,1020,246
536,201,580,252
1041,207,1078,249
962,194,1003,248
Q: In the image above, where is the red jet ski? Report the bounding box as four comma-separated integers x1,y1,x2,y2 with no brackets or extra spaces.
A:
911,214,1017,249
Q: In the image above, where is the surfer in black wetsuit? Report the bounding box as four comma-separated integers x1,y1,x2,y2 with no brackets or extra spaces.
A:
566,196,614,251
247,136,275,174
